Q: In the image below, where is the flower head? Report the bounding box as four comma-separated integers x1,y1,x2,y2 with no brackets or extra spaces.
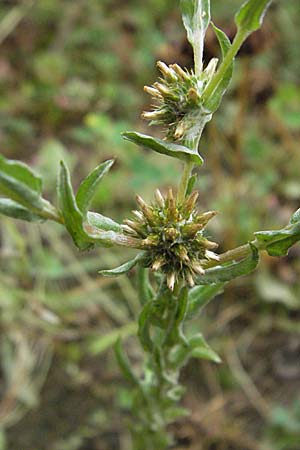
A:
122,189,219,290
142,60,218,142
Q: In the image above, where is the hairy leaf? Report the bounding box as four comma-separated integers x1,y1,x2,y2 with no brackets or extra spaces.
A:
137,266,153,306
122,132,203,165
87,211,121,232
114,338,139,385
187,283,225,319
204,23,233,112
138,301,154,352
195,243,259,285
99,252,145,277
175,287,189,325
58,161,93,250
76,159,114,217
189,334,221,363
255,216,300,257
0,154,42,193
180,0,210,67
235,0,272,33
290,208,300,225
0,198,44,222
0,155,44,211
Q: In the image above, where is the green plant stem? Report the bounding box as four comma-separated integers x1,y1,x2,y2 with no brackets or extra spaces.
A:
177,160,194,203
202,28,248,105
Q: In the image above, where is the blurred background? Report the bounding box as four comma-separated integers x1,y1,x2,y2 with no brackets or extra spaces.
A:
0,1,300,449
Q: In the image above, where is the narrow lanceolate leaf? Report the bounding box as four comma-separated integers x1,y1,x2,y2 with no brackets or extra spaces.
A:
58,161,93,250
0,154,42,193
122,132,203,166
137,266,153,306
99,252,145,277
180,0,210,71
0,154,44,210
189,334,221,363
204,24,233,112
114,338,139,385
0,198,44,222
255,215,300,257
187,283,225,319
138,301,154,352
76,159,114,217
195,243,259,285
87,211,121,232
235,0,272,34
175,287,189,325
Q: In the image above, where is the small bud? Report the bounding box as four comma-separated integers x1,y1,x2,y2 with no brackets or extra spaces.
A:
175,245,189,263
154,189,165,208
167,272,176,291
142,110,165,120
188,87,200,104
132,210,144,222
121,224,138,236
182,223,204,237
152,256,165,271
157,61,178,81
166,188,177,220
136,195,156,224
174,121,186,140
154,82,172,97
185,270,195,287
203,239,219,250
123,219,145,237
204,58,218,78
191,262,205,275
196,211,218,227
170,64,189,80
142,235,160,247
205,250,220,261
182,191,199,215
164,227,178,241
144,85,162,98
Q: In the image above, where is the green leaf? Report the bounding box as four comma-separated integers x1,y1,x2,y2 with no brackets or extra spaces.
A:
187,283,225,319
87,211,121,232
114,338,139,385
189,334,221,363
76,159,114,217
0,154,42,193
0,154,44,211
0,198,44,222
169,332,221,367
255,223,300,257
235,0,272,34
138,301,154,352
99,252,145,277
58,161,93,250
180,0,210,66
290,208,300,225
137,266,153,306
175,287,189,325
195,243,259,285
204,23,233,112
186,174,197,196
122,132,203,166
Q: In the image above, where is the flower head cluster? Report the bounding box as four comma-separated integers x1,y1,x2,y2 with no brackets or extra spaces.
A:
122,189,219,290
142,60,218,141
